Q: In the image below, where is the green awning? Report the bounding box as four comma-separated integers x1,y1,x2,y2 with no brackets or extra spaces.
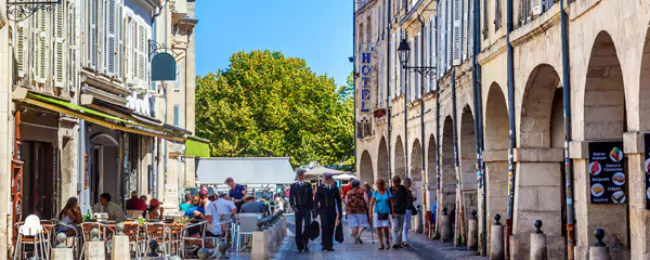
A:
185,136,210,157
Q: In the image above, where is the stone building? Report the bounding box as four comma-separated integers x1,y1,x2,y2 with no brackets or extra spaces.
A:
0,0,205,258
355,0,650,259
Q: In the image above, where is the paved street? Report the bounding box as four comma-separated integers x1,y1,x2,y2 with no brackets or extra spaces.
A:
271,214,487,260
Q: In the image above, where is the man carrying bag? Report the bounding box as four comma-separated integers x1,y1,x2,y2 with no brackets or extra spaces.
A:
290,169,314,253
314,173,343,251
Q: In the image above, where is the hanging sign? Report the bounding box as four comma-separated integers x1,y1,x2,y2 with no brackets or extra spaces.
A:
359,51,372,113
588,142,625,204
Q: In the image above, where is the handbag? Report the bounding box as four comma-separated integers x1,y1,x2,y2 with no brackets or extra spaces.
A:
335,222,344,243
410,204,418,216
309,217,320,241
374,190,390,220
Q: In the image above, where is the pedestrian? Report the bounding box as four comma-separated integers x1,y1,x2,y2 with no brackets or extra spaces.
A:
402,177,416,247
345,179,369,244
389,176,408,249
290,168,314,253
225,177,247,211
314,173,342,252
369,179,392,250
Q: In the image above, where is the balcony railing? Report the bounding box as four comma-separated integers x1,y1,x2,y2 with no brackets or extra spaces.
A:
355,0,374,12
520,0,557,26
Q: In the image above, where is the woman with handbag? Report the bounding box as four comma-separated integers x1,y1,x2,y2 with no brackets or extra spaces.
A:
369,179,394,250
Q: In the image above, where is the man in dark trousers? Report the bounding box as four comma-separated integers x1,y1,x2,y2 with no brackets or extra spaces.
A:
314,173,342,251
289,168,313,253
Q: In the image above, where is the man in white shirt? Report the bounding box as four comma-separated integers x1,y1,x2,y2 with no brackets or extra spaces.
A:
213,193,237,216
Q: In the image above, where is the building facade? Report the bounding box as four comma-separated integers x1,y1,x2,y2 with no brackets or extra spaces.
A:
355,0,650,259
0,0,204,258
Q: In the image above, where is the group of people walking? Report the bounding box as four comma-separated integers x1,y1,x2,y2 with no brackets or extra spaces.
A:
290,168,418,253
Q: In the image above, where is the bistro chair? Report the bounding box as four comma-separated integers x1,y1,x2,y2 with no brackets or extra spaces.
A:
144,222,173,257
78,222,105,260
122,222,145,259
13,215,49,260
126,210,144,219
219,214,237,248
179,221,206,259
54,222,81,258
235,213,262,252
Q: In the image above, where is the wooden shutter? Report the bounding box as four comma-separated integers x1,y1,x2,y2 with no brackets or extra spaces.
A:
131,20,137,81
106,0,116,76
67,2,78,92
452,0,462,66
15,20,27,78
117,3,123,80
138,24,145,85
53,4,66,88
88,0,97,70
531,0,542,16
462,0,469,61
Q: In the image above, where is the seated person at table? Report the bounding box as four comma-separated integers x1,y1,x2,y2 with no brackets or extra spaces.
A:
148,198,164,220
93,193,125,222
57,197,82,235
180,194,193,212
185,195,205,218
195,197,224,238
126,191,147,211
240,195,266,216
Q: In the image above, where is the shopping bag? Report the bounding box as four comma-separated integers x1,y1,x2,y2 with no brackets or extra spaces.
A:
335,222,344,243
309,219,320,241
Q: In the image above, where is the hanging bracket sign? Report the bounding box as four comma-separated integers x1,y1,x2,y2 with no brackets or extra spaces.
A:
588,142,626,204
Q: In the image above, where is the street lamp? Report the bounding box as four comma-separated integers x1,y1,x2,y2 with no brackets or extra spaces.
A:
397,38,437,79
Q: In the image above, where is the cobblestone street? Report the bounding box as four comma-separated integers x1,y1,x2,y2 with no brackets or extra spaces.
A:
270,214,487,260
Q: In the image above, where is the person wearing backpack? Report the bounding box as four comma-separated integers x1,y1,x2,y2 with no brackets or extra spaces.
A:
369,178,393,250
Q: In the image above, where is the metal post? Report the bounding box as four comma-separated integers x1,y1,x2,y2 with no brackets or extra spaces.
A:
387,0,393,181
505,0,517,256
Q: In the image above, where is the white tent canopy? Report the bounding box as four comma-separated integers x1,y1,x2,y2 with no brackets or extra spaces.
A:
196,157,295,185
333,173,356,181
304,166,345,176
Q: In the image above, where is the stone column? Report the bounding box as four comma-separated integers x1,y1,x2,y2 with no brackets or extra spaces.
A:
251,230,269,260
622,132,649,260
468,210,478,251
530,220,547,260
483,149,509,256
112,223,129,260
0,9,11,259
490,214,504,260
511,147,565,259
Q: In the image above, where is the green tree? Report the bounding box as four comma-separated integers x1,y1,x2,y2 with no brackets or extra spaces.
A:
196,50,354,168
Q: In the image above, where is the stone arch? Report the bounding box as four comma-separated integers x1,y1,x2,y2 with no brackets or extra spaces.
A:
640,28,650,130
514,63,565,258
410,139,423,202
582,30,628,249
394,136,406,179
359,150,374,185
377,137,389,183
427,134,438,209
90,133,119,147
440,116,456,241
459,105,478,242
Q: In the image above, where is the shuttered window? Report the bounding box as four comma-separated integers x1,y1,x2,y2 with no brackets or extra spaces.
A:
33,8,48,84
106,0,116,76
173,105,180,127
452,0,462,66
67,2,78,92
462,0,469,61
15,20,26,78
53,3,66,88
173,65,181,91
495,0,501,31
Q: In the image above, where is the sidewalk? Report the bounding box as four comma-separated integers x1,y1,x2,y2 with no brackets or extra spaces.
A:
272,214,487,260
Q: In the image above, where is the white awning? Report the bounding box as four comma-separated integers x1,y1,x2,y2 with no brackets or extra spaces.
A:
196,157,295,185
304,166,346,176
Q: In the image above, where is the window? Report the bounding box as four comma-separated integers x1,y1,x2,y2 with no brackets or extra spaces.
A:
173,105,180,127
495,0,502,31
173,66,181,91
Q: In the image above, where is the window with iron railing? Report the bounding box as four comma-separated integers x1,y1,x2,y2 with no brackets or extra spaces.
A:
520,0,557,26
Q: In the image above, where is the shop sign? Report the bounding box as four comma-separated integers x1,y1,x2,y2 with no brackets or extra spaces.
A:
588,142,625,204
359,51,372,113
126,92,153,117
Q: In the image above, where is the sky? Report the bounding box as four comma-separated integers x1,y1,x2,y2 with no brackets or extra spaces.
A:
195,1,354,87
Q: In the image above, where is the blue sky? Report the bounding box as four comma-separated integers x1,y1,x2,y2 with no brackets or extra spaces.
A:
195,1,354,87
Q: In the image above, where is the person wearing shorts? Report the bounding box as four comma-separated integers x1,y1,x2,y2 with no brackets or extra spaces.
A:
369,179,393,250
345,179,369,244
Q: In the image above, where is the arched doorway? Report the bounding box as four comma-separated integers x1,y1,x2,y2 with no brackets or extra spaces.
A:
427,134,438,212
410,139,423,232
460,106,478,244
580,31,628,254
394,136,406,179
377,137,389,184
359,150,374,185
514,63,565,259
90,132,121,206
440,116,456,242
483,83,509,255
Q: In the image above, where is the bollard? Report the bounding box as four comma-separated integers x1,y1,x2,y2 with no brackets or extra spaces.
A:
589,228,611,260
197,248,211,260
530,220,547,260
489,214,504,260
251,230,269,260
52,233,73,260
467,210,478,251
415,205,423,233
217,237,229,259
440,207,452,243
111,224,130,260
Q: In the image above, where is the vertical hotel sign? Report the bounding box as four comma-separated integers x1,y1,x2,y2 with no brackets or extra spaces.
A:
359,44,374,113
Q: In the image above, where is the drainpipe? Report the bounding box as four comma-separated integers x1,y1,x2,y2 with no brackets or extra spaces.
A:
404,32,409,179
387,0,393,180
78,119,87,211
471,0,487,254
353,0,357,173
418,15,425,190
505,0,516,256
559,0,575,258
435,2,442,234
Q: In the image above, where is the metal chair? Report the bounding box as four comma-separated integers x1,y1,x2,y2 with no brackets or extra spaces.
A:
122,222,144,259
144,222,173,257
219,214,237,248
180,221,206,259
13,215,49,260
54,222,81,259
235,214,262,252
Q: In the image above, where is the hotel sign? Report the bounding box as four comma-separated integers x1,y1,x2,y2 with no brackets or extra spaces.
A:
360,51,372,113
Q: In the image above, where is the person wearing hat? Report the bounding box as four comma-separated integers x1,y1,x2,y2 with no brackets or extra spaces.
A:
240,194,266,215
148,198,164,221
290,168,314,253
225,177,247,211
199,189,211,208
314,173,342,251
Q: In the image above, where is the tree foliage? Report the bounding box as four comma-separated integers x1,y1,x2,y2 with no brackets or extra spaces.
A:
196,50,354,168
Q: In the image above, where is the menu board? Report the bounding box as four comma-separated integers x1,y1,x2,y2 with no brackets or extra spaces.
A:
588,142,626,204
643,134,650,209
